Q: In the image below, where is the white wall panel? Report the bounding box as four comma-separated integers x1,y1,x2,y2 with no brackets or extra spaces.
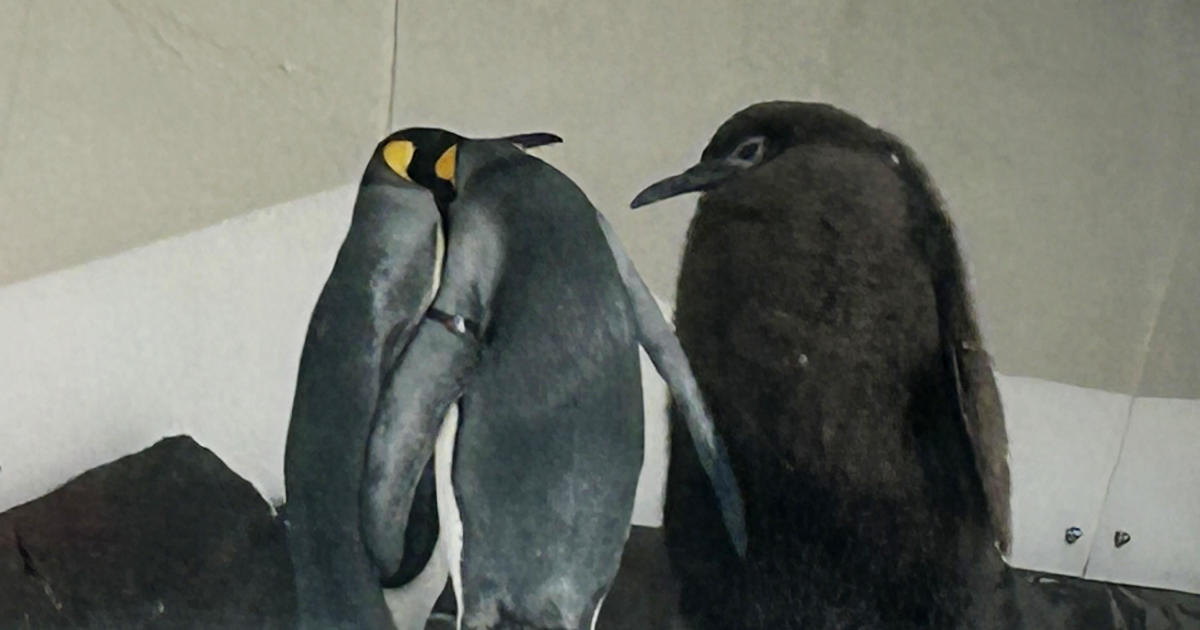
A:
997,377,1132,576
1084,397,1200,594
0,187,353,511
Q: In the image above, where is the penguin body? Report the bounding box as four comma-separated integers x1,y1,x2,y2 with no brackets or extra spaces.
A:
632,101,1013,629
284,178,443,629
449,141,642,627
286,129,745,630
285,130,554,628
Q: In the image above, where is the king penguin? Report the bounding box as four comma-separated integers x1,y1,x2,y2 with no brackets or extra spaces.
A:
631,101,1015,629
285,127,746,630
284,127,560,629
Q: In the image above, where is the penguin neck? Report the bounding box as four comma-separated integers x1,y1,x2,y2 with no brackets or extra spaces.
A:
433,198,453,232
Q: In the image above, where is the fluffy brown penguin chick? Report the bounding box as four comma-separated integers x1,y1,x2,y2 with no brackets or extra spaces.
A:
631,101,1015,630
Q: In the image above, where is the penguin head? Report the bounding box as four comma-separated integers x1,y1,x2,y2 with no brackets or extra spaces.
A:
630,101,886,208
366,127,564,210
367,127,463,209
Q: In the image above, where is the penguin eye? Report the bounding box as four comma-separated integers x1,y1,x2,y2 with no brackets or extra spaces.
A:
730,136,766,166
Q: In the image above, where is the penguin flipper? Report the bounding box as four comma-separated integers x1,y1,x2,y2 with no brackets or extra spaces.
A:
594,212,748,557
491,132,563,149
892,137,1012,554
378,457,439,588
361,312,481,579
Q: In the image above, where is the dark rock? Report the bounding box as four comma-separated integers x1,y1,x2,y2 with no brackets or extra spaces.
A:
0,435,296,629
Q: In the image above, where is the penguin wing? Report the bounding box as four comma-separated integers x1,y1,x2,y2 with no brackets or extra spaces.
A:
361,305,479,582
356,211,459,582
892,138,1013,554
594,212,748,557
947,321,1012,554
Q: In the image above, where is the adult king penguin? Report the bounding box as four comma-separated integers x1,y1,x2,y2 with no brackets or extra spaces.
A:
631,101,1015,629
285,128,745,630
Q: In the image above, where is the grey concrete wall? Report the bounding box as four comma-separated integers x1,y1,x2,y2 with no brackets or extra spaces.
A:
0,0,394,285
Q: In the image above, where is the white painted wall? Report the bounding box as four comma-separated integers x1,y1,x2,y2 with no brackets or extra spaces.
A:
1,186,1196,595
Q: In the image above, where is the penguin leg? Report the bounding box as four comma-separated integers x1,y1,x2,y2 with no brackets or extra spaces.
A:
361,317,481,581
594,212,748,557
375,457,440,592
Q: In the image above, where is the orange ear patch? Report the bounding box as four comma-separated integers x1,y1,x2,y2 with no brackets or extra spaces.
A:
435,145,457,182
382,140,416,180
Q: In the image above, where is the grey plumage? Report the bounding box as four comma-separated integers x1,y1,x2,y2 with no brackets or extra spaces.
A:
286,129,744,630
595,213,746,556
632,101,1013,629
285,180,442,629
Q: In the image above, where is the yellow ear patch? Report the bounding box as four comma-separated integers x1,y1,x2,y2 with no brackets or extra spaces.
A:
382,140,416,180
435,145,457,182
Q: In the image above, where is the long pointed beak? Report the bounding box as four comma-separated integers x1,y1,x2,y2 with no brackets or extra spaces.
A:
630,159,745,209
494,132,563,149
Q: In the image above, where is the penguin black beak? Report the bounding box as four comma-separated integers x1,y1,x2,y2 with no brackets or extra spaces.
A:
495,132,564,149
630,159,746,209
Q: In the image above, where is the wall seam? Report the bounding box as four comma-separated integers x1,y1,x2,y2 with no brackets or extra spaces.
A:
1079,222,1183,578
1079,52,1188,576
384,0,400,134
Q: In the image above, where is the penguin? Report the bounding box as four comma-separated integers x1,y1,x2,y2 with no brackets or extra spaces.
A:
630,101,1014,629
284,127,562,629
285,128,746,630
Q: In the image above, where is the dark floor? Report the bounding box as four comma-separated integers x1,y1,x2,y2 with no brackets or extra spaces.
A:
5,436,1198,629
596,526,1200,630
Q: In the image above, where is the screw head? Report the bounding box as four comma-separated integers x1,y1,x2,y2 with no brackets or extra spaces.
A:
1065,527,1083,544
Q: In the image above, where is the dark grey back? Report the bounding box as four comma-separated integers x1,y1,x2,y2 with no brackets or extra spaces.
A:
449,141,644,629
